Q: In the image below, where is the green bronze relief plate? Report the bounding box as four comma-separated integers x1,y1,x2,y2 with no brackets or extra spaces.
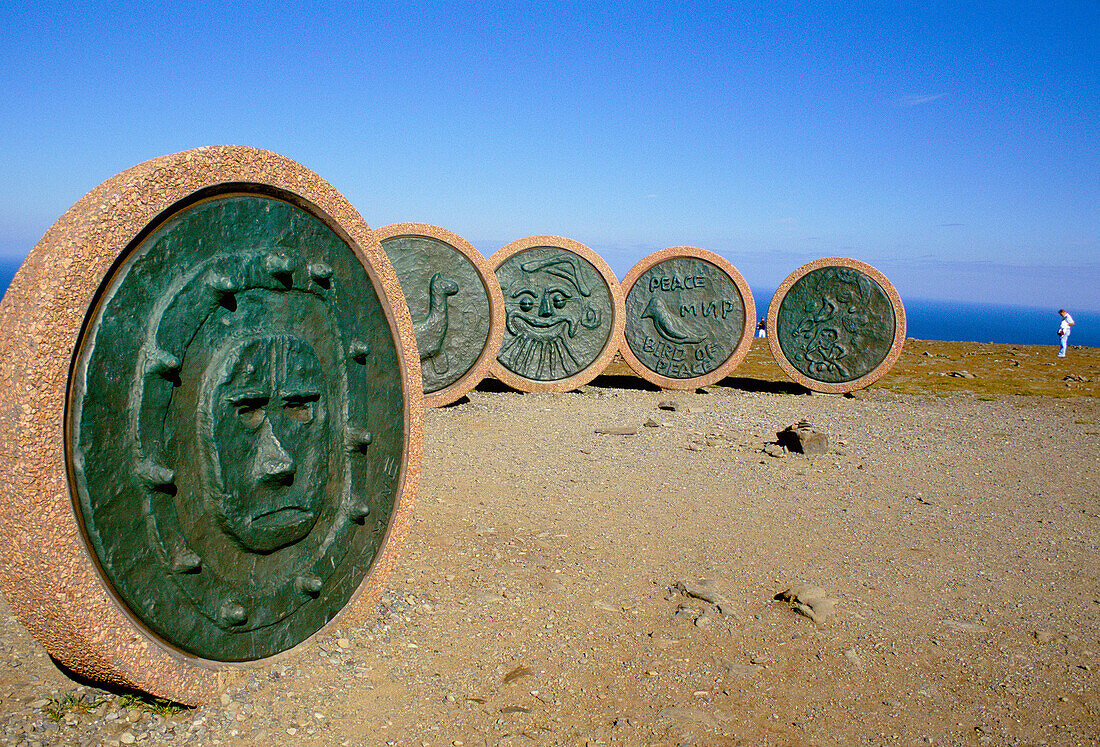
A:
377,225,501,405
772,260,902,387
69,192,406,662
492,239,622,389
622,251,753,385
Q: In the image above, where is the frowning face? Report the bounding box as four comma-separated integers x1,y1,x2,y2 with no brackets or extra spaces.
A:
205,334,330,553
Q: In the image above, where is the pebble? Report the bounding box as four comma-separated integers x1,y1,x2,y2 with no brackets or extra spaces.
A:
594,425,638,435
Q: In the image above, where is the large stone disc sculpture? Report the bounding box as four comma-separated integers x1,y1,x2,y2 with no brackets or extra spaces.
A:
489,236,625,393
0,146,423,704
376,223,504,407
767,257,906,393
620,247,756,389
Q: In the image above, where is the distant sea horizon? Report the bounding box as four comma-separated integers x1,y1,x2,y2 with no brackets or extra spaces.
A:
0,258,1093,349
750,288,1098,349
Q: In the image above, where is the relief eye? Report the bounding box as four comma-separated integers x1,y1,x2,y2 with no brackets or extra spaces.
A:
552,293,568,309
284,395,319,424
519,297,535,312
284,402,313,423
237,404,266,429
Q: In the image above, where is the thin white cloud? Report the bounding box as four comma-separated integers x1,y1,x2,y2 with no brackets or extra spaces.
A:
899,93,947,107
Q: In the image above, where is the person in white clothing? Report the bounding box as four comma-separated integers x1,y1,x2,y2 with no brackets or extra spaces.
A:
1057,309,1075,357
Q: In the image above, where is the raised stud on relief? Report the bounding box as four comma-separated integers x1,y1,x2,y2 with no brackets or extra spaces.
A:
308,262,333,287
346,427,373,452
349,341,370,362
217,600,248,627
296,574,324,597
264,252,296,285
167,545,201,575
135,458,175,491
143,346,181,379
349,501,371,523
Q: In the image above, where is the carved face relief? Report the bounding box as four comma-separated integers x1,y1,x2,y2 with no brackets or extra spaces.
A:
496,251,609,381
68,193,408,662
205,335,329,553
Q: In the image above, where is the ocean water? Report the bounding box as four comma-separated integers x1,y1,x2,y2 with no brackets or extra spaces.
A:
751,289,1098,349
0,258,1093,349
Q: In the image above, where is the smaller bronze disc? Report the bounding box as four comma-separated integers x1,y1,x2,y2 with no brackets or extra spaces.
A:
376,223,505,407
767,257,906,393
620,247,756,389
489,236,625,393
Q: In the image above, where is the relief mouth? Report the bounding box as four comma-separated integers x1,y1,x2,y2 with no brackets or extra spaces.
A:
508,313,570,339
250,506,314,530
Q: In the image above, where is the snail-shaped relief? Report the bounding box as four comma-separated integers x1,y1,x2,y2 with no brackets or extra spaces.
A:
768,258,906,392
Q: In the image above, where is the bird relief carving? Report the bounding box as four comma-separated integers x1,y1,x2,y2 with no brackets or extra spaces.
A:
413,273,459,375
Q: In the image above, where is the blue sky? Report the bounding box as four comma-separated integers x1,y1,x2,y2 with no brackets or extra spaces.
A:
2,1,1097,311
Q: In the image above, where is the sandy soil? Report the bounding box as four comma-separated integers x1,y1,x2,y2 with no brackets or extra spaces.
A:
1,340,1098,746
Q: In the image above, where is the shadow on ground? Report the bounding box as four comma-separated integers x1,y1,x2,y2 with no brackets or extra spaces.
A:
714,376,812,396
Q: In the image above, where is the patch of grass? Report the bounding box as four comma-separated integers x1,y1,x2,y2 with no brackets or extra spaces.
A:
43,692,107,721
117,693,189,716
977,395,997,401
604,340,1100,398
1075,419,1096,424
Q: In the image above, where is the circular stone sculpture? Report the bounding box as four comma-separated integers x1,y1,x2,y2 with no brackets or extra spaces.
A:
0,146,423,704
620,247,756,389
767,257,906,393
375,223,504,407
489,236,625,393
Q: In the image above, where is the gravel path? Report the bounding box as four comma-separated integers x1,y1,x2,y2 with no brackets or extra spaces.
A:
1,373,1098,745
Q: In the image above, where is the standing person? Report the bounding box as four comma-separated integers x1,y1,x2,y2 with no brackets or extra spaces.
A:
1057,309,1075,358
755,317,767,338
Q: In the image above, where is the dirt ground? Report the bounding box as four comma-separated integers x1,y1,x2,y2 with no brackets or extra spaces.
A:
1,339,1099,746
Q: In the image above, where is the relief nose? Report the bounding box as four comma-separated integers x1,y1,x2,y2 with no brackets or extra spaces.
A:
539,293,553,317
253,420,296,485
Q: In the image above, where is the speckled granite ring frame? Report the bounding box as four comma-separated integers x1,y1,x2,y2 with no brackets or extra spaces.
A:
489,236,625,393
374,223,504,408
620,247,756,389
0,146,423,705
767,257,906,393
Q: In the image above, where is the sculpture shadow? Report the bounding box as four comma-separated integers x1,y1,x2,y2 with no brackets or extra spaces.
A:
48,655,192,709
473,378,522,394
585,374,663,392
472,374,813,396
714,376,812,396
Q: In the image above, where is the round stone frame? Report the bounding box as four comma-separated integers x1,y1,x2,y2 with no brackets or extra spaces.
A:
0,146,424,704
373,223,505,408
767,257,906,393
488,236,625,393
619,247,756,390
